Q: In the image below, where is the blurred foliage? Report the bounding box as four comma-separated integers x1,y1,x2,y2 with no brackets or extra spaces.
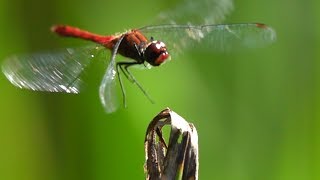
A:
0,0,320,180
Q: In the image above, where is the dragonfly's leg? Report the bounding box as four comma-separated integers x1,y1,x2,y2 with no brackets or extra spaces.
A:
117,61,155,104
115,63,141,108
125,63,155,104
115,62,127,108
124,63,140,81
117,63,134,82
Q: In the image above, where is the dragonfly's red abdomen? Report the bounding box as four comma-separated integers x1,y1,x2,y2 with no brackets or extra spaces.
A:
52,25,115,48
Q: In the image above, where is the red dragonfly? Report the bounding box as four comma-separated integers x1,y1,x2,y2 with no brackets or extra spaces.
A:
2,23,276,113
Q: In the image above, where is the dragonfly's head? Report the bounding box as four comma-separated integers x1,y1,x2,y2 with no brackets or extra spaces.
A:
144,40,170,66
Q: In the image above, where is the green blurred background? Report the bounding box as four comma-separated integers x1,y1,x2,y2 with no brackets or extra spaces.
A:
0,0,319,179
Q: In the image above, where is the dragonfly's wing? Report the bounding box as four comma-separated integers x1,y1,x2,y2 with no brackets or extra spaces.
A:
139,23,276,58
99,35,125,113
156,0,234,25
2,46,105,93
98,53,119,113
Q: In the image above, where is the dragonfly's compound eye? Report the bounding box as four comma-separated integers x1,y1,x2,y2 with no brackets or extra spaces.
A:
144,41,170,66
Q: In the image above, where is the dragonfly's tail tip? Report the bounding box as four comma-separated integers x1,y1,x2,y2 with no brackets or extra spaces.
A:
50,25,59,32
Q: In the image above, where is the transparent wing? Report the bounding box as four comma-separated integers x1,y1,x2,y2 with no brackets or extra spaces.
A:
98,52,119,113
156,0,234,25
139,23,276,57
2,46,105,93
99,35,125,113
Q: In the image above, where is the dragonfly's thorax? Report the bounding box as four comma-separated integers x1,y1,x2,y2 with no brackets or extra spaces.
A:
114,30,149,63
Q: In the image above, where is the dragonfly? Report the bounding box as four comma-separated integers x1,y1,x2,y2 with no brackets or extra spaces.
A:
1,23,276,113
